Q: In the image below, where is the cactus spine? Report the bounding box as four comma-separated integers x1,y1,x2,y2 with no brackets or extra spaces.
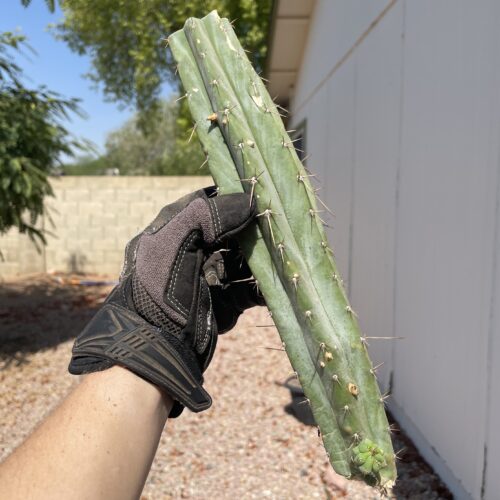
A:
168,11,396,490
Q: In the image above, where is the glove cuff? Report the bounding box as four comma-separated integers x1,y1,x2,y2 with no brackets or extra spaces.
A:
68,303,212,414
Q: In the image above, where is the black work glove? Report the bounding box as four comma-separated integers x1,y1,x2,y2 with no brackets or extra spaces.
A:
69,187,263,417
203,238,264,334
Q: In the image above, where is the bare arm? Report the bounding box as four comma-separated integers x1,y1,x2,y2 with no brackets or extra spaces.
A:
0,366,172,500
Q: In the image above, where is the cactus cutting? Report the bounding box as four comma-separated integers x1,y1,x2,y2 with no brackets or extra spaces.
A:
168,11,397,490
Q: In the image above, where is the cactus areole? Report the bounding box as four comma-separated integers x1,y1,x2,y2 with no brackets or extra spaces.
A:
168,11,396,490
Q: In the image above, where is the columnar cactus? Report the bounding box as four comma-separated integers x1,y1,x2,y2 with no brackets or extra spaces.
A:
168,11,396,490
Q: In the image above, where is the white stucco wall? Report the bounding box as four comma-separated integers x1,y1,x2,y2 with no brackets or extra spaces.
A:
289,1,500,499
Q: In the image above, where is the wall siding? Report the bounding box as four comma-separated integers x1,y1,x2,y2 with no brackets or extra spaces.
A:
291,0,500,498
293,0,395,114
394,2,499,498
484,138,500,499
348,1,403,393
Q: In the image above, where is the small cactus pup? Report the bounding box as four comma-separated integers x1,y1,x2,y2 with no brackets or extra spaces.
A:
168,11,396,491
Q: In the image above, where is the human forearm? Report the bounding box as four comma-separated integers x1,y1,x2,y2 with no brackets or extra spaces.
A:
0,366,172,500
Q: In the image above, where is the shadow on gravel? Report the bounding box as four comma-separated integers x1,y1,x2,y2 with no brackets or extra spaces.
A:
281,376,453,499
281,375,316,426
0,275,112,370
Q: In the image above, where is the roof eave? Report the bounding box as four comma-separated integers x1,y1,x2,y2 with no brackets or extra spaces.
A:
265,0,316,107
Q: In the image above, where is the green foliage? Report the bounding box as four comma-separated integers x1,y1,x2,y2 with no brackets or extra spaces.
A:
62,155,108,175
56,0,272,120
21,0,56,13
150,99,205,175
104,99,175,175
0,31,84,245
62,98,206,175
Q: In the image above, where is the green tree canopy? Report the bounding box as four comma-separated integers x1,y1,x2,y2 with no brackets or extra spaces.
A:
0,31,84,245
61,155,109,175
21,0,56,12
63,98,207,176
104,100,175,175
56,0,273,122
104,98,208,175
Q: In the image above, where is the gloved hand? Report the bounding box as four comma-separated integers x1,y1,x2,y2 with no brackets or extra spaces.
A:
69,187,264,417
203,238,264,334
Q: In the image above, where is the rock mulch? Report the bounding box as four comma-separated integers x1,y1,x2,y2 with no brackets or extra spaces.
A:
0,275,451,499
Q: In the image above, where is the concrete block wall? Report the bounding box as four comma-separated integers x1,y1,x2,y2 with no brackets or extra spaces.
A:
0,228,45,278
0,176,212,279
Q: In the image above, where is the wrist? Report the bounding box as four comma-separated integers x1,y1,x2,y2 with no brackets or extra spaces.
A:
69,301,212,415
82,366,174,418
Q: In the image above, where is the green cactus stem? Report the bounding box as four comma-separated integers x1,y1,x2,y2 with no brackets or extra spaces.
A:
168,11,396,490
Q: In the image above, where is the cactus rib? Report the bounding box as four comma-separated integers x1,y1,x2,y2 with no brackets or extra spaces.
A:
168,11,396,490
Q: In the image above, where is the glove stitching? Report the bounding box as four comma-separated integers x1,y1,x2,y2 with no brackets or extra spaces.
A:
120,241,132,282
145,207,182,234
208,198,222,238
167,236,192,315
119,234,139,282
160,209,183,229
213,199,222,235
121,279,127,304
206,198,217,234
216,260,225,280
196,283,204,352
167,232,197,315
131,274,180,334
204,281,213,349
195,279,212,354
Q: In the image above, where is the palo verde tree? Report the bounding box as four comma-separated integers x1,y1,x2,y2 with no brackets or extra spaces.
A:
0,31,84,246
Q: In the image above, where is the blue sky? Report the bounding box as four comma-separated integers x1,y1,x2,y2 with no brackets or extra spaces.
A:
2,1,173,158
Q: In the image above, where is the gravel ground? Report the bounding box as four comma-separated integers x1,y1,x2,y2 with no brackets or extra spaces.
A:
0,275,452,499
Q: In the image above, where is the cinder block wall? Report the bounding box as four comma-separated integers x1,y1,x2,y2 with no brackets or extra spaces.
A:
0,176,212,279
